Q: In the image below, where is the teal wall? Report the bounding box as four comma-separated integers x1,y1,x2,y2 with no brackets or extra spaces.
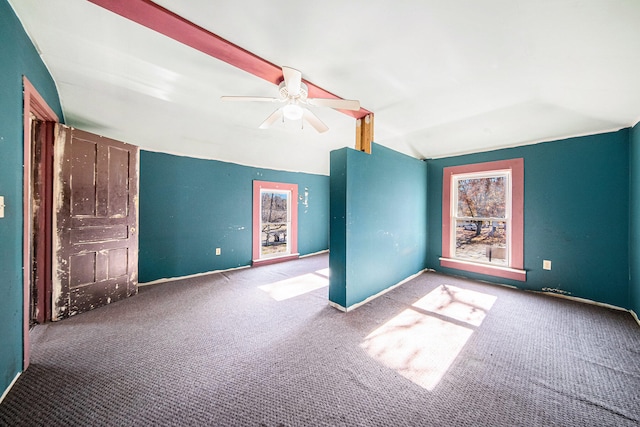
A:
139,151,330,282
329,143,428,309
1,0,638,402
629,123,640,317
428,130,631,309
0,0,63,396
329,148,348,306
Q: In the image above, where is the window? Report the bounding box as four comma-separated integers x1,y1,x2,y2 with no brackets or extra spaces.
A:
453,173,509,266
260,190,291,258
252,180,298,266
441,159,525,281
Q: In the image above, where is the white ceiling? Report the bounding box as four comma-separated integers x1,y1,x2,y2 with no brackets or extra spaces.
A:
9,0,640,175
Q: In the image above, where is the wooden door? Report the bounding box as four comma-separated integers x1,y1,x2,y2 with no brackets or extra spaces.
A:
52,125,139,320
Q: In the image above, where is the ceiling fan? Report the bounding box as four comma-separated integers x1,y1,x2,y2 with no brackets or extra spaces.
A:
221,66,361,133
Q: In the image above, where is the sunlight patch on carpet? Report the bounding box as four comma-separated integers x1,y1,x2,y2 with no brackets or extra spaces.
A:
258,270,329,301
360,285,496,390
413,284,497,327
315,268,329,278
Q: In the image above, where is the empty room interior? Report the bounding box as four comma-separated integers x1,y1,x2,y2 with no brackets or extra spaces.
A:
1,0,640,425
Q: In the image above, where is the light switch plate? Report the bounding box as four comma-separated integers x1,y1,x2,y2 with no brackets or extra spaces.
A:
543,260,552,270
0,196,4,218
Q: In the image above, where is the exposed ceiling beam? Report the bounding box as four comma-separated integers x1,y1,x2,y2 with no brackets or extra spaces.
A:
87,0,372,119
356,114,374,154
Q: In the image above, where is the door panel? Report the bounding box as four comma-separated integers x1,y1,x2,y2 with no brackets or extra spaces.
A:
52,125,139,320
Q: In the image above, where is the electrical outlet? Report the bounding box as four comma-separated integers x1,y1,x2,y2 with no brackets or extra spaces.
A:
543,260,552,270
215,248,221,256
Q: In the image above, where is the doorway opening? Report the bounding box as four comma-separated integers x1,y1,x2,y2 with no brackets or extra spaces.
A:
28,116,54,328
23,77,59,369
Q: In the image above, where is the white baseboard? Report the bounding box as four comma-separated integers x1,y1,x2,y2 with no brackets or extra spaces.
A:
328,300,347,312
329,269,427,313
139,250,329,287
537,290,627,312
0,372,21,405
300,249,328,258
138,264,250,287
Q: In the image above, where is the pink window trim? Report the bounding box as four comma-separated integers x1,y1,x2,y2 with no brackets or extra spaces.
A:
252,180,298,266
439,258,527,281
441,158,525,281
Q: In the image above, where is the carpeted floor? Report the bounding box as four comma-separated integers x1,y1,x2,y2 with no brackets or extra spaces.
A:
1,253,639,426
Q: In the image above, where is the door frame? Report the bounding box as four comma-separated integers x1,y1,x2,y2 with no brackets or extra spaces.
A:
252,180,299,266
22,76,59,369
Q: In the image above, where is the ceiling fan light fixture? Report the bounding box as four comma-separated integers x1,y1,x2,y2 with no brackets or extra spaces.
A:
221,66,360,131
282,103,304,121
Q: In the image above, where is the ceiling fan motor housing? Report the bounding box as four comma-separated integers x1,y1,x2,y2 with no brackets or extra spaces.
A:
279,81,308,100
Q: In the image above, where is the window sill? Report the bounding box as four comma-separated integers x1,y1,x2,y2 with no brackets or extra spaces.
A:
252,253,300,267
439,257,526,282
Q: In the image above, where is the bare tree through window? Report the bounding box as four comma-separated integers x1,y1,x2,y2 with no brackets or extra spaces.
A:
261,191,289,256
454,174,509,265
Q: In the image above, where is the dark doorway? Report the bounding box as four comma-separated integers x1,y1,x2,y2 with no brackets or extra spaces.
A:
28,118,54,327
23,76,60,368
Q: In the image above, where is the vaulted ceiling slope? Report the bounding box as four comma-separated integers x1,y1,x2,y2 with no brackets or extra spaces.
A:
9,0,640,174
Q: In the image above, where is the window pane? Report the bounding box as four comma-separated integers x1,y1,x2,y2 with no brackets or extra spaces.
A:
457,176,506,218
261,192,288,223
261,191,290,257
454,220,507,265
261,223,288,256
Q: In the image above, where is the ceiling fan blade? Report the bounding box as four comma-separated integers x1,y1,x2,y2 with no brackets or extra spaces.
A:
259,109,283,129
282,66,302,97
303,109,329,133
307,98,361,111
221,96,279,103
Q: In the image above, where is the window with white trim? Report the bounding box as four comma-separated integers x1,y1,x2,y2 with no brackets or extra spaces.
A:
452,171,510,266
260,189,291,258
440,158,525,282
252,180,299,266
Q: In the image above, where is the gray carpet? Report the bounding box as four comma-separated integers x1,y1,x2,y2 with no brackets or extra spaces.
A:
1,253,639,426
